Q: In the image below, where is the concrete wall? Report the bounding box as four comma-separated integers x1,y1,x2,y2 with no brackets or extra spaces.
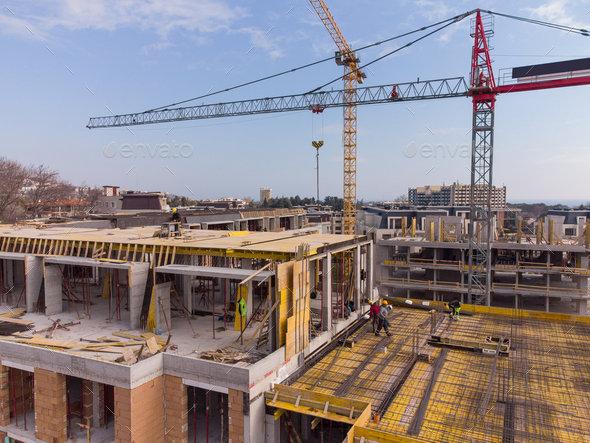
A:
44,264,63,316
25,255,43,313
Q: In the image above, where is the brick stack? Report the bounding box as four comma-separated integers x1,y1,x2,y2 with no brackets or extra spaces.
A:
114,376,164,443
228,389,244,443
163,375,188,443
0,364,9,426
81,379,93,427
34,368,67,443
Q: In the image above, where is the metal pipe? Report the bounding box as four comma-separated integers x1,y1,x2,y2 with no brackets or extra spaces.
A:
20,369,26,431
80,380,83,421
223,278,227,331
10,368,17,427
104,383,108,429
212,278,215,339
206,391,209,443
66,377,71,437
193,388,196,443
220,393,224,443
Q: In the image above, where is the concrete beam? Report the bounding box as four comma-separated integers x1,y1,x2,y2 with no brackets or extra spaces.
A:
162,354,250,392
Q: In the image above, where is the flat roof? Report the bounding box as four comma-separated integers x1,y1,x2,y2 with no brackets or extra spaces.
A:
0,225,364,258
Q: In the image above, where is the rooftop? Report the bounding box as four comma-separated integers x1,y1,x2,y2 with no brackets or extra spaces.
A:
278,301,590,442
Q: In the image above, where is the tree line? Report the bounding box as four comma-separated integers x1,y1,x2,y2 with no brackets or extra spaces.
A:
261,195,345,211
0,157,100,223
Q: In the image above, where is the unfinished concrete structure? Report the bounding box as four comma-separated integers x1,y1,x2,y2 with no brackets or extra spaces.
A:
0,224,371,442
369,212,590,314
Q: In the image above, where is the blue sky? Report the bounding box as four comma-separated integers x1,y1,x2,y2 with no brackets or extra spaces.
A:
1,0,589,204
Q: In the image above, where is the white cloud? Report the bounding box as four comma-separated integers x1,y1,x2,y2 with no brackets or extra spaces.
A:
140,41,174,55
233,27,284,59
527,0,585,29
0,0,247,39
414,0,456,21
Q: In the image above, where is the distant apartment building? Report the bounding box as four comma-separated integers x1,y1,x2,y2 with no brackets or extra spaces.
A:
260,187,272,203
408,183,506,207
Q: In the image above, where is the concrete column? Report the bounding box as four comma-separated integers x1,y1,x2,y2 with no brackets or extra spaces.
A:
34,368,67,443
228,389,244,443
577,299,588,315
25,255,43,313
128,262,150,330
44,264,63,316
265,414,280,443
164,376,188,443
367,241,374,302
82,379,94,427
154,282,171,334
114,376,164,443
322,252,332,331
92,382,105,428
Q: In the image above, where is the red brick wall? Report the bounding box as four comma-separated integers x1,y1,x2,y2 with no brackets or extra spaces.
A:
114,376,164,443
81,379,94,427
228,389,244,443
34,368,67,443
164,375,188,443
0,364,9,426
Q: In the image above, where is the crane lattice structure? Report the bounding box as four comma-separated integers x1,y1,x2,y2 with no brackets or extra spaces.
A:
309,0,365,235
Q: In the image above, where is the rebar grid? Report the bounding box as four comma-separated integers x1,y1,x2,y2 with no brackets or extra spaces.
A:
291,307,590,442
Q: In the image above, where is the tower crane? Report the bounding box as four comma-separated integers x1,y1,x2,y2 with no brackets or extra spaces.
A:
88,10,590,306
308,0,365,235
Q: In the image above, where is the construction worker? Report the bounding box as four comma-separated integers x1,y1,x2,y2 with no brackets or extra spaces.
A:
448,299,461,321
375,300,392,337
368,300,380,332
171,207,181,222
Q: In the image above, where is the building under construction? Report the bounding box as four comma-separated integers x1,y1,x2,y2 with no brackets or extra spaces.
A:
0,219,588,442
0,222,373,442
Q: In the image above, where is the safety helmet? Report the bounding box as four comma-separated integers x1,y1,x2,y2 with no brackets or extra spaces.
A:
173,208,177,212
382,300,388,306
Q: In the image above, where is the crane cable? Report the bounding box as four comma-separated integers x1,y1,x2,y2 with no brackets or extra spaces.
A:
488,10,589,36
307,12,471,93
144,11,477,113
307,8,589,94
143,9,587,113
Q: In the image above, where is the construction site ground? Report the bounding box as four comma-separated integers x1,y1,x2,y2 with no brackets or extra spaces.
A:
288,304,590,442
